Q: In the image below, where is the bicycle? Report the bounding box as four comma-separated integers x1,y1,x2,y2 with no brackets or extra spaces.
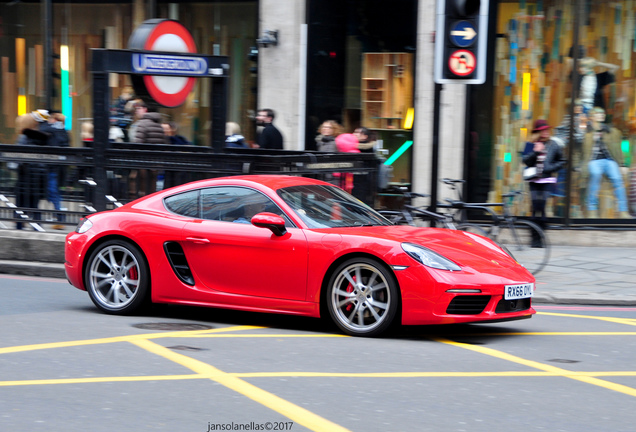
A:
439,178,550,275
377,190,491,237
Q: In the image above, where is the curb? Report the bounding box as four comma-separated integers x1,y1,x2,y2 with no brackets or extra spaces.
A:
533,294,636,306
0,259,66,279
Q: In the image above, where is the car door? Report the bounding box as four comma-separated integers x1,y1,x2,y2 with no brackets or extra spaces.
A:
181,186,309,301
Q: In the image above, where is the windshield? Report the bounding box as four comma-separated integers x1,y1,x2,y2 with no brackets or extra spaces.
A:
277,185,392,228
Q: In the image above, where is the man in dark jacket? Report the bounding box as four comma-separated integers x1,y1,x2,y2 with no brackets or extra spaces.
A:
38,112,69,228
255,108,283,149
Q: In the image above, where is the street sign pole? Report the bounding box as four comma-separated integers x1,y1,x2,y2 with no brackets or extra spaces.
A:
430,0,489,214
429,83,443,225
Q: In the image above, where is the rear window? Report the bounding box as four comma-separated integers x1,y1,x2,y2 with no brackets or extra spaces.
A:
164,190,199,217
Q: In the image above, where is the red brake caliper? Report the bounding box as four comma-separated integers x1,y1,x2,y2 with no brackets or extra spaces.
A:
344,275,356,312
128,266,138,281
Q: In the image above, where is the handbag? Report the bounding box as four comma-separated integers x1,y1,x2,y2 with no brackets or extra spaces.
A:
523,166,538,180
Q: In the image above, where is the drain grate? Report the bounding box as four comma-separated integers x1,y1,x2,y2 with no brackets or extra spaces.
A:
167,345,208,352
132,322,213,331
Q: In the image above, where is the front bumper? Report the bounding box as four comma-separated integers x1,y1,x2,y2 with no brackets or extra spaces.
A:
396,263,536,325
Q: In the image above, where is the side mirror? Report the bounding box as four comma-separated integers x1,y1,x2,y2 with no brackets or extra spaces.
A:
251,212,287,236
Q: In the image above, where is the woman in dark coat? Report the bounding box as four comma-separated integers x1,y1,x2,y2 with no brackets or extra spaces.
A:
14,112,49,229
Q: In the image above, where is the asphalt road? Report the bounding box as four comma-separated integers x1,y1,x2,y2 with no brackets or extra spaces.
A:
1,275,635,432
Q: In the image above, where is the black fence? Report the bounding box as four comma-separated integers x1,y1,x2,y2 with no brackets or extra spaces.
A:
0,143,382,230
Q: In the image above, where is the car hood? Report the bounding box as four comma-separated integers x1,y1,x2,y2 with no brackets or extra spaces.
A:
322,225,531,275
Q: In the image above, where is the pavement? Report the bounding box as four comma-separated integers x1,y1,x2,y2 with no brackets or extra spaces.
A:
1,225,636,306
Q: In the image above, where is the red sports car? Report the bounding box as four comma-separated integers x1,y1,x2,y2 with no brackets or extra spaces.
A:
65,175,535,337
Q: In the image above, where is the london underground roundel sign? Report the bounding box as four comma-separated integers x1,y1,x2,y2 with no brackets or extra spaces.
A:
128,19,199,107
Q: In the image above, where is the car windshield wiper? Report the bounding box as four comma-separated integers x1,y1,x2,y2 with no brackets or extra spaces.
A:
346,223,379,227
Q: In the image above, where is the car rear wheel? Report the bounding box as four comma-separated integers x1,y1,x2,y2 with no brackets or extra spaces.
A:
85,239,149,314
327,258,399,337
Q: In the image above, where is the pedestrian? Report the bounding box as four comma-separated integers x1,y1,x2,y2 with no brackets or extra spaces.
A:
581,107,631,218
255,108,283,149
162,121,191,145
353,126,384,199
131,101,167,197
110,85,135,141
225,122,248,148
81,121,94,146
334,133,360,193
39,112,69,229
134,101,168,144
522,119,566,244
315,120,342,152
127,99,145,143
161,121,191,189
14,111,49,229
353,126,377,153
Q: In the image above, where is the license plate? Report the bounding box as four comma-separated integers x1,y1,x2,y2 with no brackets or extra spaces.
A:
504,283,534,300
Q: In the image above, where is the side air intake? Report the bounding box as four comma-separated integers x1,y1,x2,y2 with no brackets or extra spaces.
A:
164,242,195,286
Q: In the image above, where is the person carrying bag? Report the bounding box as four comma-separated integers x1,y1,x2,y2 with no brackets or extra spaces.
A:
522,119,566,244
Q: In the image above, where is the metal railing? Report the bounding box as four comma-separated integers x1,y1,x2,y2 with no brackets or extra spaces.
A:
0,143,380,230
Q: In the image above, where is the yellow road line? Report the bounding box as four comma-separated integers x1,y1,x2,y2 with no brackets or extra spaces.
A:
188,334,348,338
0,374,204,387
4,370,636,388
0,325,262,354
467,332,636,336
131,339,351,432
436,337,636,397
537,312,636,326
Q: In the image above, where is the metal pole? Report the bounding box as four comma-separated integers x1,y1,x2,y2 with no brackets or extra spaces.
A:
211,75,228,152
91,51,110,212
564,0,582,226
43,0,53,110
429,83,443,224
146,0,156,19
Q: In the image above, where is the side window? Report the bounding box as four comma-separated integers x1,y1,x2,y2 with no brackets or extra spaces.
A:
164,190,199,217
200,186,292,226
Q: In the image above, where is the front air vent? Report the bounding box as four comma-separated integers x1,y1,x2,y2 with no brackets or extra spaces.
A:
495,298,531,313
164,242,195,285
446,295,491,315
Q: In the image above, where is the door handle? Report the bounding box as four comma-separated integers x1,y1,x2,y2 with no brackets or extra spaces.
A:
186,237,210,244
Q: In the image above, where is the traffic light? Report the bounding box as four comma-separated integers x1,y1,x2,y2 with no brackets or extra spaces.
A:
434,0,489,84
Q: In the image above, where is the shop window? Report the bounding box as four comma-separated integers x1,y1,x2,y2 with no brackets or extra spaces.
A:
487,0,636,221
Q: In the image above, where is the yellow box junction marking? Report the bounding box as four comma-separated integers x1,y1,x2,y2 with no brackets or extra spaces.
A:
131,338,350,432
434,337,636,398
2,309,636,432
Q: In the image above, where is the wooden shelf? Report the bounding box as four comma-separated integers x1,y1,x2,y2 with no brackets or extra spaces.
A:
361,53,413,130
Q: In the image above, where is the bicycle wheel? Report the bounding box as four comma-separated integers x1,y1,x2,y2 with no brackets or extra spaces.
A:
495,220,550,275
455,223,491,238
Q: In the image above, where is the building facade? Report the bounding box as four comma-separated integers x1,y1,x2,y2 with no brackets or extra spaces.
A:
1,0,635,224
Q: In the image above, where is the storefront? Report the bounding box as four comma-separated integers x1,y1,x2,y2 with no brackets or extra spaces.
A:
2,0,636,224
0,0,257,147
469,0,636,223
305,0,418,185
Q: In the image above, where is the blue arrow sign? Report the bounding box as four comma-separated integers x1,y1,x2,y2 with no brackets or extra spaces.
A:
450,21,477,48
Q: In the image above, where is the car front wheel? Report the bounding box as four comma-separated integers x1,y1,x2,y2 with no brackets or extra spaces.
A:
327,258,399,337
85,239,149,314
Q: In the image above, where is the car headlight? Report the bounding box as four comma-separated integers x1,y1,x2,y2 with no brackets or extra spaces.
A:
75,218,93,234
402,243,461,272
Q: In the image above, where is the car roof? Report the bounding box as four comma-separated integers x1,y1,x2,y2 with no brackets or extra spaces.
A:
175,175,332,192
